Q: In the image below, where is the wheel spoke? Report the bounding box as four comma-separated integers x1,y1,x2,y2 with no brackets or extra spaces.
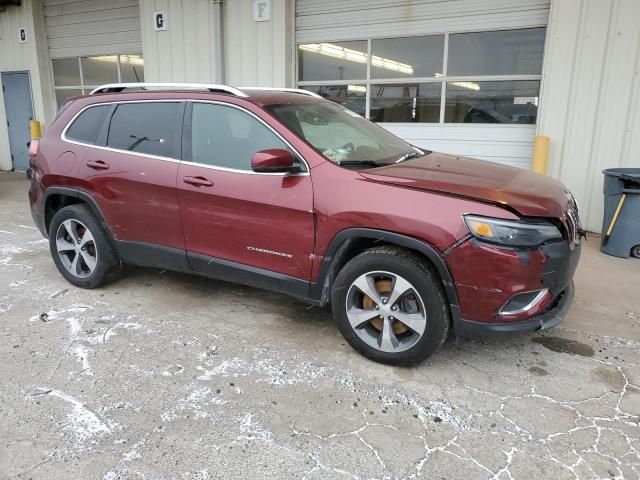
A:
387,275,413,307
69,252,80,275
352,274,381,306
346,307,380,329
81,250,97,273
379,317,400,352
56,237,75,253
79,228,94,247
62,220,77,242
393,311,426,336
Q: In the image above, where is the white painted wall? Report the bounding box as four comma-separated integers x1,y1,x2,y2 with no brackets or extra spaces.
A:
0,0,55,171
139,0,222,82
383,124,536,170
224,0,293,87
537,0,640,231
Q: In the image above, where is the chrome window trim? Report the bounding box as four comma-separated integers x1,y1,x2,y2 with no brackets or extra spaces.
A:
60,99,310,177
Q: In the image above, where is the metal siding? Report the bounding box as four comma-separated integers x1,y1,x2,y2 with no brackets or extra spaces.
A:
538,0,640,231
382,124,536,170
0,0,55,171
296,0,550,42
139,0,217,83
44,0,142,58
224,0,293,87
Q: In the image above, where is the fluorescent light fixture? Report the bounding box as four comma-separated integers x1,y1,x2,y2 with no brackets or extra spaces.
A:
347,85,366,93
299,43,413,75
88,55,144,66
435,73,479,91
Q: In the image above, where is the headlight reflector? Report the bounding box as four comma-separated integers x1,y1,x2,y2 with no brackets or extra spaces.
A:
464,215,562,247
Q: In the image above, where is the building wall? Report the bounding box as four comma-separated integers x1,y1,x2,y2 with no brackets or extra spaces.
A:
538,0,640,232
139,0,221,82
224,0,293,87
0,0,55,171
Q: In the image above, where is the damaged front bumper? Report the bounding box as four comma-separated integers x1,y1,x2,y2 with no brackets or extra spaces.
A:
446,237,581,338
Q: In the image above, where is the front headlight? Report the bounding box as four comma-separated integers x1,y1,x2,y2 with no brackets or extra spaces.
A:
464,215,562,247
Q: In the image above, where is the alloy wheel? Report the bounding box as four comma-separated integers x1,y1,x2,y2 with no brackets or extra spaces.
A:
55,219,98,278
345,271,427,353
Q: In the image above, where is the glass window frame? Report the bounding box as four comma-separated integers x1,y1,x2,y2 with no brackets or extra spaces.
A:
296,27,545,126
52,54,144,107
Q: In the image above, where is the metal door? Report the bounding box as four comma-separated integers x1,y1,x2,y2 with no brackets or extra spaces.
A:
1,72,34,171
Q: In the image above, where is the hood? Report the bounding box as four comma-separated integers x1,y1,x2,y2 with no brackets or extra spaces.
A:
360,152,573,218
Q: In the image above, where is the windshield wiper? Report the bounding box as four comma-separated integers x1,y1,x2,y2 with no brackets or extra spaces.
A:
395,152,419,163
337,160,382,168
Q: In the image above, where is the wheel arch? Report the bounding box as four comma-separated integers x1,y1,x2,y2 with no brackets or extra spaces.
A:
44,187,113,241
310,228,461,323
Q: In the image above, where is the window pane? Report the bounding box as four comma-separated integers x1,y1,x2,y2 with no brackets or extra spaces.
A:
66,105,111,144
371,35,444,79
444,80,540,124
298,41,367,81
370,83,441,123
81,56,118,86
300,85,366,117
448,28,545,76
52,58,81,86
120,54,145,82
55,89,83,108
191,103,287,170
107,102,180,157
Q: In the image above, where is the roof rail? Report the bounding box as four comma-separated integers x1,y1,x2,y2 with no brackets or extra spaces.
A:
239,87,322,98
89,82,248,97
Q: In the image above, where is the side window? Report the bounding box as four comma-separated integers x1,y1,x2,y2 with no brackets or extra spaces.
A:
65,105,110,145
106,102,181,157
191,103,288,170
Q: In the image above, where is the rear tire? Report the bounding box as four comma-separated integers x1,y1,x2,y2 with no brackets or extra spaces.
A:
331,246,450,366
631,245,640,259
49,204,120,288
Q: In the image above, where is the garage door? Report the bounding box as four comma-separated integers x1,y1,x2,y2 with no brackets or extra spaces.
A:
44,0,142,58
295,0,551,169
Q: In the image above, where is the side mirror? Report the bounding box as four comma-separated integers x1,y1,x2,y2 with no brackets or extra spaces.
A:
251,149,299,173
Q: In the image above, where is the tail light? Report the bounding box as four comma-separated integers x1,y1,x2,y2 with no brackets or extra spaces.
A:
28,139,39,157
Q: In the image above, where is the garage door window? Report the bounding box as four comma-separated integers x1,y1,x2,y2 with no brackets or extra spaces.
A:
297,28,545,125
52,54,144,107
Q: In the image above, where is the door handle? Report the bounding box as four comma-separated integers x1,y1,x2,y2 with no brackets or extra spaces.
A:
183,176,213,187
86,160,110,170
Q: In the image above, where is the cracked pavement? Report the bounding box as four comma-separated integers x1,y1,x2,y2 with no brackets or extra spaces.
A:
1,172,639,479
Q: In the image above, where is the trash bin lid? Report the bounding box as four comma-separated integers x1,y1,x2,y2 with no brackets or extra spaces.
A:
603,168,640,186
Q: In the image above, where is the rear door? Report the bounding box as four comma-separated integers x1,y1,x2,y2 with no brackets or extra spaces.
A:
72,101,187,266
176,101,315,287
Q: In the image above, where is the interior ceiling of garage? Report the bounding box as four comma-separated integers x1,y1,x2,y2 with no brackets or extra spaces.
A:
44,0,141,58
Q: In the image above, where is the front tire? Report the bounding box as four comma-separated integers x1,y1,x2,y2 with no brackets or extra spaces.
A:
49,204,120,288
331,246,450,366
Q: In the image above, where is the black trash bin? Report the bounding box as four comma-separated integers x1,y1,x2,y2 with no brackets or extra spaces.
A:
601,168,640,258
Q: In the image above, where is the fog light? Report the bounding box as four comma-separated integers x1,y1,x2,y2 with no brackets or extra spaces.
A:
499,289,549,315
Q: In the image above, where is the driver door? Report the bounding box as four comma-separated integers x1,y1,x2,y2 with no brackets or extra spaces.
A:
176,101,315,290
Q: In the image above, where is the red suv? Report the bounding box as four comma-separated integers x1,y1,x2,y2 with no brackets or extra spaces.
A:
28,83,581,365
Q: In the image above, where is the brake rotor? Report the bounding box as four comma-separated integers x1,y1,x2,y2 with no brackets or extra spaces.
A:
363,278,408,334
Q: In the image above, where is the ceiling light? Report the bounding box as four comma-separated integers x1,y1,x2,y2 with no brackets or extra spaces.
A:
299,43,413,75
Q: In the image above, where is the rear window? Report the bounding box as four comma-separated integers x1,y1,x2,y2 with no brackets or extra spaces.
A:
65,105,110,145
106,102,181,158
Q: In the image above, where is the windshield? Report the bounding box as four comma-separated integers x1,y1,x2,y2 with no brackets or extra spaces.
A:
266,102,423,167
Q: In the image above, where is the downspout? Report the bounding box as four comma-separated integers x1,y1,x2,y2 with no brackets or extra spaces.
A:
212,0,224,83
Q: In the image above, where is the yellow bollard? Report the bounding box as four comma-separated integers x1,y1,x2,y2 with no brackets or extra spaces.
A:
30,120,42,141
531,135,549,175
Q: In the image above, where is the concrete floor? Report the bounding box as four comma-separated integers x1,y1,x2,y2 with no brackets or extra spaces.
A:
0,171,639,480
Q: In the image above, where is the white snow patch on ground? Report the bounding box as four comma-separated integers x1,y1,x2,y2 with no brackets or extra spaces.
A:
34,388,112,446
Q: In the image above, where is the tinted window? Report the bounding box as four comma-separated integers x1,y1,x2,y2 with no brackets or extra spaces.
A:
448,28,545,76
371,35,444,79
191,103,288,170
66,105,110,144
298,41,368,81
107,102,180,157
